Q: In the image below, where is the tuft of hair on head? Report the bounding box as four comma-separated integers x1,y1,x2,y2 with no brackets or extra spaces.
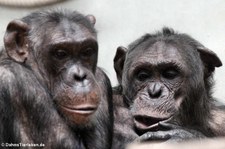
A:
161,27,176,36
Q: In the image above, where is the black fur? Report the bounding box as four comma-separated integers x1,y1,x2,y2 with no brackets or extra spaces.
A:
0,9,113,149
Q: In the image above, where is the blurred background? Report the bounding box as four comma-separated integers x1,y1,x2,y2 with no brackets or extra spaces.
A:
0,0,225,102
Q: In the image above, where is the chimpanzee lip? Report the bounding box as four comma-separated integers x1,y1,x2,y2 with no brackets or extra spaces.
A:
60,104,97,115
134,115,171,131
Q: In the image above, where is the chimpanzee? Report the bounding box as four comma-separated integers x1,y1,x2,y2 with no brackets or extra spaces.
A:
112,27,225,148
0,9,113,149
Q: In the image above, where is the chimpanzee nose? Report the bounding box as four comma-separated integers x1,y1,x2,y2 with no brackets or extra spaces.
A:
74,73,87,82
148,83,162,98
70,65,87,82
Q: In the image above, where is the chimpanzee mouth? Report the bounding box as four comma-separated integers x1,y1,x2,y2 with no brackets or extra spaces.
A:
134,115,170,132
60,104,97,115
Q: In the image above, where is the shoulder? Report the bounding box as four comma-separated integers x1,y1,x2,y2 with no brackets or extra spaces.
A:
95,67,112,91
0,65,16,84
209,104,225,136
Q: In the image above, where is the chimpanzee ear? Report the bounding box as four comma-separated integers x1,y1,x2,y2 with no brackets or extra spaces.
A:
86,15,96,25
197,47,222,76
114,46,127,84
4,19,30,63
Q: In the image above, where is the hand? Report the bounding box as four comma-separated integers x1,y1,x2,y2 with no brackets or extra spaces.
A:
136,122,206,143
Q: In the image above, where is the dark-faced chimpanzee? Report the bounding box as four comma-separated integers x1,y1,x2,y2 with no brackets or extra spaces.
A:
112,27,225,148
0,9,113,149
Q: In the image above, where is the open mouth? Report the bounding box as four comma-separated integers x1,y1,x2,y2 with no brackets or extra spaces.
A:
60,104,97,115
134,115,171,132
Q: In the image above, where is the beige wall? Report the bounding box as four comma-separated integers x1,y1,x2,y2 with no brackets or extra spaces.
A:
0,0,225,102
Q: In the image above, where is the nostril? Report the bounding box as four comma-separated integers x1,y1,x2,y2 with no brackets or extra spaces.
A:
149,83,162,98
74,74,87,82
149,89,162,98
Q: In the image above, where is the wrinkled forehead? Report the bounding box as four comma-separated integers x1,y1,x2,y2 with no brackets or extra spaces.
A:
39,20,96,45
126,41,184,66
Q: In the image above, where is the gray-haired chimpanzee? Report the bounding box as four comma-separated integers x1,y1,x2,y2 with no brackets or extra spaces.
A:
112,27,225,148
0,9,113,149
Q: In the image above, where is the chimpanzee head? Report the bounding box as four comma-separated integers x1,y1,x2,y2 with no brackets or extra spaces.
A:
114,28,222,134
3,9,103,128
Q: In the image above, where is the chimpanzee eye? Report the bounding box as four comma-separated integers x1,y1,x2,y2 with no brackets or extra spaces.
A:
136,70,151,81
162,68,179,79
53,49,68,60
81,48,95,58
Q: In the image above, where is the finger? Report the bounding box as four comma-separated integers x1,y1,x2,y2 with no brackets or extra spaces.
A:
158,122,180,129
137,131,171,142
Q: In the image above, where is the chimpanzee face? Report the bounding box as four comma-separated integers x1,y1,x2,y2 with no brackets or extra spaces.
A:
45,23,100,126
114,40,207,134
24,15,102,127
122,41,190,132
